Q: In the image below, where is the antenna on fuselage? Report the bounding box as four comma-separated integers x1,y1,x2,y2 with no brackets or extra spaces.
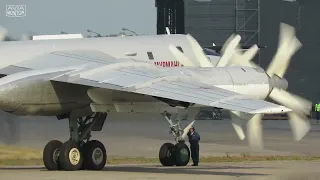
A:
165,27,171,35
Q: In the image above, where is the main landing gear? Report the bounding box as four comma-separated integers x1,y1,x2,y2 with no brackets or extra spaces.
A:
42,108,108,171
158,109,198,166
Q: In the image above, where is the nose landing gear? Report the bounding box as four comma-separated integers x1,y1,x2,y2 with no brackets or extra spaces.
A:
158,108,198,167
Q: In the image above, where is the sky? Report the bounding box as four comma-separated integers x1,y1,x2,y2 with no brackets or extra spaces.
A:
0,0,157,38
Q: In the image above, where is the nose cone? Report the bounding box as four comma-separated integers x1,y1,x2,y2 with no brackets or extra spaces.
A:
0,84,21,112
269,75,288,90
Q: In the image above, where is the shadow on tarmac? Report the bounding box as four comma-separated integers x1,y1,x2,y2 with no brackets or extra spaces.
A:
103,165,267,176
0,165,267,176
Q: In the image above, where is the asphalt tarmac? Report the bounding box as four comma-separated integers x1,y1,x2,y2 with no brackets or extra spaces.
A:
1,113,320,179
2,113,320,157
2,161,320,180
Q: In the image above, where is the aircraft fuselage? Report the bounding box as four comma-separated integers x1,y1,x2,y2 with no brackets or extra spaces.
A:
0,34,198,75
0,66,287,116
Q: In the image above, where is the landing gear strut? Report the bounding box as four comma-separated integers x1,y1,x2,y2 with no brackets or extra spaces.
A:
158,109,198,166
42,108,107,171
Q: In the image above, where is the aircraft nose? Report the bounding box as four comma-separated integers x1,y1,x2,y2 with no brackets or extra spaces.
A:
269,75,288,90
0,84,21,112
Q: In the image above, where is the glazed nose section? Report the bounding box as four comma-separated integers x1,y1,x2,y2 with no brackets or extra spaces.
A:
0,84,20,112
269,75,288,90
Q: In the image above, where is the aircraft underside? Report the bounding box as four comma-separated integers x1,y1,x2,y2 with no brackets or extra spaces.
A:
0,80,199,170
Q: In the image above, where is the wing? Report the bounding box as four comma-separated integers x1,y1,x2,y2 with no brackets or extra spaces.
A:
0,50,291,114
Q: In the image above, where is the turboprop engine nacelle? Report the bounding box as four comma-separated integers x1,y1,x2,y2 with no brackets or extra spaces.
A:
194,66,288,100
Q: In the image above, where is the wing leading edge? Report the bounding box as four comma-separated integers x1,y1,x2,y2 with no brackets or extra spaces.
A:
0,58,292,115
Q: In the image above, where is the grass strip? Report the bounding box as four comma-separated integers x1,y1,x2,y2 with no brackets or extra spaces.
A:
1,145,320,166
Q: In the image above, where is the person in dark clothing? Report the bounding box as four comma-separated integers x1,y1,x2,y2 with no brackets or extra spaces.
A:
187,126,200,166
315,103,320,123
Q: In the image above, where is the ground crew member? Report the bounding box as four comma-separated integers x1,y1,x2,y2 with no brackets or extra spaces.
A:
187,126,200,166
315,103,320,123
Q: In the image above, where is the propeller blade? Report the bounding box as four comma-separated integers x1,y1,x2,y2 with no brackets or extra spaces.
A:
269,88,312,141
220,34,237,54
246,114,263,150
231,118,246,140
216,34,241,67
181,120,195,140
269,88,312,115
228,44,260,67
230,111,263,150
288,112,310,141
237,44,259,65
186,34,214,67
266,23,302,78
231,120,246,140
0,26,8,41
168,44,196,67
278,23,296,49
230,111,247,140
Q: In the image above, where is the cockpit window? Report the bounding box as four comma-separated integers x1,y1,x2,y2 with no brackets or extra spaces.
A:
176,46,184,53
147,52,154,60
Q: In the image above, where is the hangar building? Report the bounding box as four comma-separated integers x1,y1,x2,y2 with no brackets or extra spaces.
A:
156,0,320,102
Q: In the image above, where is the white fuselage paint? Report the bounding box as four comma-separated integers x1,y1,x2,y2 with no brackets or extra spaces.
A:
0,34,197,74
0,34,273,115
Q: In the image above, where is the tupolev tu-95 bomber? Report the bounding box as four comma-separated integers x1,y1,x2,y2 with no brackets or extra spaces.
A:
0,23,312,171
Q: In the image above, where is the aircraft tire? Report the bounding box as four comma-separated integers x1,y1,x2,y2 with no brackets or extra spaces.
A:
82,140,107,170
159,142,175,166
173,142,190,166
43,140,63,171
58,140,83,171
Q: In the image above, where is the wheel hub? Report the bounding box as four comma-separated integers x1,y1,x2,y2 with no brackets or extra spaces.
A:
69,148,80,165
179,148,189,162
92,148,103,165
52,149,60,164
166,150,171,157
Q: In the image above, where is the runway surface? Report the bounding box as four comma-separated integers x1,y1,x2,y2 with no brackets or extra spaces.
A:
2,113,320,179
2,161,320,180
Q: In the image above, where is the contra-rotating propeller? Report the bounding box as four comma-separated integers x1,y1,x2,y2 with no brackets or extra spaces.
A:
230,23,312,149
169,23,312,150
0,26,30,41
169,30,256,68
246,23,312,148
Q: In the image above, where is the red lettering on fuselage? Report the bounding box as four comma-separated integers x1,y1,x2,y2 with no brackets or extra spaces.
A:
154,61,180,67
